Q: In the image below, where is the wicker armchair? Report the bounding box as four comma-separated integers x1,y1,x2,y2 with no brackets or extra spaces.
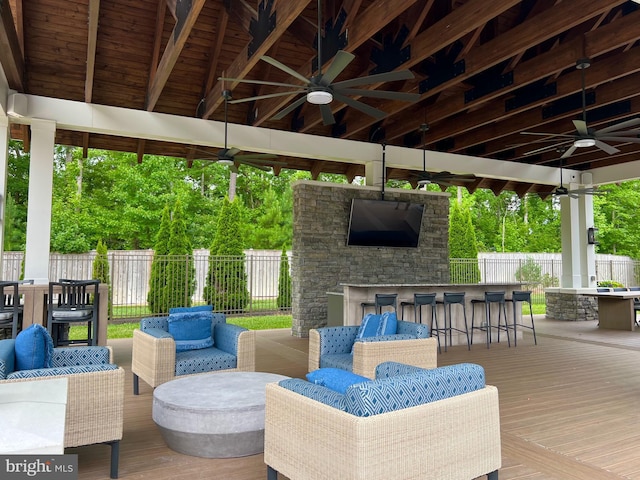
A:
308,320,438,379
0,340,124,479
131,312,255,394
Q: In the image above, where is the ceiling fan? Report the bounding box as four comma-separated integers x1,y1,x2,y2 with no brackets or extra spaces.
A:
545,151,603,198
219,0,421,126
521,58,640,159
195,90,279,171
410,123,476,187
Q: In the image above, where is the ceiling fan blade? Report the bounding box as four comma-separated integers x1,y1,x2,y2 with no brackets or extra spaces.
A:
239,161,271,171
233,153,278,161
227,147,241,157
320,51,355,86
594,140,619,155
596,117,640,134
218,77,305,89
272,95,308,120
524,141,572,156
597,136,640,144
337,88,421,102
597,129,640,136
561,145,578,158
434,179,455,187
333,92,387,120
573,119,589,136
319,104,335,125
331,69,415,89
520,131,575,139
229,91,306,104
260,56,311,85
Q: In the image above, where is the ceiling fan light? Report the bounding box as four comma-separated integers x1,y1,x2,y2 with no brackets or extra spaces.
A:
217,158,235,166
417,179,431,186
574,138,596,148
307,90,332,105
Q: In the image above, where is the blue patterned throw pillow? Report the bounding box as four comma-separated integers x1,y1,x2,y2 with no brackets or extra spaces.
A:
168,312,214,352
14,324,54,371
306,368,370,394
169,305,213,314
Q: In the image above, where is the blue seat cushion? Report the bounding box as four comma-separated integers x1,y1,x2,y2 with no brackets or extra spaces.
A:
14,324,54,370
320,353,354,372
174,347,236,376
168,312,214,352
306,368,370,394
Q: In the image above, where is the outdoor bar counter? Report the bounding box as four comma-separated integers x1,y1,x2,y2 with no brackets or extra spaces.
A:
329,283,523,347
18,282,109,346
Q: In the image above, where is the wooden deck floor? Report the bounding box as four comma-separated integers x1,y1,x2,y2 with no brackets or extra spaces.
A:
74,318,640,480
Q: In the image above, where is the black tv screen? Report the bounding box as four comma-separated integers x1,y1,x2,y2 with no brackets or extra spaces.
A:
346,199,424,247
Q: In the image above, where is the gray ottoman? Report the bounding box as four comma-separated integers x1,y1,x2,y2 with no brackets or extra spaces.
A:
152,371,289,458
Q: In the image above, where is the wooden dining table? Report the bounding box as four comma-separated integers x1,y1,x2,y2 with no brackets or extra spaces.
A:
589,290,639,331
19,282,109,346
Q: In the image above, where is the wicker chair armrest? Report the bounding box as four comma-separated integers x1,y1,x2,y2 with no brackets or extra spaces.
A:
308,326,360,373
236,329,256,372
264,382,501,480
1,367,125,449
352,337,438,379
131,328,176,388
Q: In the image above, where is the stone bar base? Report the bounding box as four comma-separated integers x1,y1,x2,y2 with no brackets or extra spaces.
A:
545,289,598,321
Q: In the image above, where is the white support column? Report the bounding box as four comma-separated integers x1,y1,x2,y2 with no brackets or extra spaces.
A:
559,176,598,289
363,158,383,190
24,119,56,284
0,115,9,269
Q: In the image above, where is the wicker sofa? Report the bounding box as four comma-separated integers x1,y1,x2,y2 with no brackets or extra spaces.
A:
265,362,501,480
308,319,438,379
131,308,255,394
0,338,124,479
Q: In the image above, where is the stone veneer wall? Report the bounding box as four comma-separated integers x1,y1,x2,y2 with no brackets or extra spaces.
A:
291,180,450,337
545,291,598,321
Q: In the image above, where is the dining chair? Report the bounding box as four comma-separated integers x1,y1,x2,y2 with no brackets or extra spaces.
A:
0,281,20,339
47,279,100,347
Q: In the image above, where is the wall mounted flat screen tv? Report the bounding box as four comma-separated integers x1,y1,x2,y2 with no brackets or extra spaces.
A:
346,199,424,247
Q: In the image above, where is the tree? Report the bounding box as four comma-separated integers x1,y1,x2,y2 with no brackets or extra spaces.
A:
277,246,292,310
514,257,542,290
164,199,196,309
92,239,112,319
148,204,172,314
203,197,249,312
449,200,481,283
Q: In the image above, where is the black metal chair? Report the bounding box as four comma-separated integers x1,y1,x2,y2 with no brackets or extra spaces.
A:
506,290,537,346
434,292,470,352
0,281,20,339
47,279,100,347
400,293,441,353
471,291,510,349
360,293,398,318
629,287,640,327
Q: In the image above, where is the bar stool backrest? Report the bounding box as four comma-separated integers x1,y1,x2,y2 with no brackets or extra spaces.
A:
511,290,532,303
443,292,465,304
612,287,629,292
414,293,437,306
484,291,506,303
596,287,611,292
375,294,398,308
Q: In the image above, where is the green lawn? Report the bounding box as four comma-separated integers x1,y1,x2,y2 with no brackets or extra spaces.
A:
69,314,293,340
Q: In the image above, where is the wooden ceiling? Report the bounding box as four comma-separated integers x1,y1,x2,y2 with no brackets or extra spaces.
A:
3,0,640,196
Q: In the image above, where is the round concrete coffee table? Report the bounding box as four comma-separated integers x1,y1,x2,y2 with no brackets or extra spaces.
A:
152,371,289,458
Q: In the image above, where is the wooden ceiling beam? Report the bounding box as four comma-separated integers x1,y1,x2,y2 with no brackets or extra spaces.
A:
250,0,419,127
203,8,229,100
202,0,314,119
384,6,640,145
339,0,365,35
225,0,257,34
338,0,627,140
84,0,100,103
0,0,24,90
146,0,207,112
401,0,435,45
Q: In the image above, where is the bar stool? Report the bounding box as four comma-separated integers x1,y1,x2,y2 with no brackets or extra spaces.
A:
0,281,20,339
507,290,537,346
360,293,398,318
400,293,440,353
471,291,510,348
629,287,640,327
434,292,470,352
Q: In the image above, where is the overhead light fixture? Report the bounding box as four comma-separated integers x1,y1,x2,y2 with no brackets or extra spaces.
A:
307,90,332,105
574,138,596,148
417,179,431,186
